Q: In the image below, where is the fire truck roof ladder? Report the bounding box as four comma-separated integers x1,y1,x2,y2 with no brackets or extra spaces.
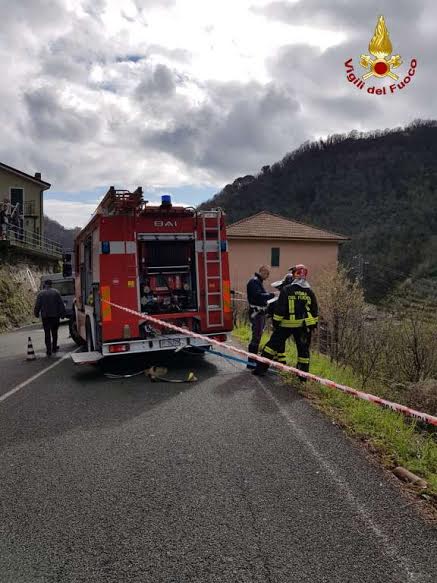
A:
97,186,144,215
202,210,224,328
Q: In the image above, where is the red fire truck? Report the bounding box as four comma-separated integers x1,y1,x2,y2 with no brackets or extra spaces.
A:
69,187,233,364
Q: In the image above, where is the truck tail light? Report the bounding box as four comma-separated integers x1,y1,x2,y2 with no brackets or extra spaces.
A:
108,344,130,353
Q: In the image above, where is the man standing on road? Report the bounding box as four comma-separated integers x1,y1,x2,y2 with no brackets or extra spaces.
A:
246,265,275,368
253,264,318,379
34,279,66,357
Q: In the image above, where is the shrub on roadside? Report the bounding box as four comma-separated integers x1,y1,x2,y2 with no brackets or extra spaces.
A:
0,264,39,331
382,313,437,383
389,379,437,417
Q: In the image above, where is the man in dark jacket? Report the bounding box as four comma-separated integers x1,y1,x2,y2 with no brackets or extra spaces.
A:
34,279,66,356
253,264,318,379
246,265,275,367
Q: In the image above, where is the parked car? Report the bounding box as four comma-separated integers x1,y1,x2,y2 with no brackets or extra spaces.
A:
40,273,75,319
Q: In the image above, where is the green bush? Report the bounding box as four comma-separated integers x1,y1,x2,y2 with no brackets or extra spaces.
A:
0,265,37,331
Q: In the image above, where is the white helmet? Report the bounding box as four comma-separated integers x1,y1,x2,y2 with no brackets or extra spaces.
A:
271,272,294,290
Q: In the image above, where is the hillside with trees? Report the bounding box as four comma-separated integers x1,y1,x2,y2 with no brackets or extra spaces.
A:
201,120,437,301
44,216,79,252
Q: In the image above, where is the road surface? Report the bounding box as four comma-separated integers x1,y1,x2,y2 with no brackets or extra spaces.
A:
0,323,436,582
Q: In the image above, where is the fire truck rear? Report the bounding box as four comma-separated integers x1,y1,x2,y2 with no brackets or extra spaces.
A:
69,187,233,364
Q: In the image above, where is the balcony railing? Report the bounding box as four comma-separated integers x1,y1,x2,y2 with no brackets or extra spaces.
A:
24,201,37,216
1,223,63,258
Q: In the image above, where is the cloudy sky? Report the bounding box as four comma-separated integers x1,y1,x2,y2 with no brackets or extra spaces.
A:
0,0,434,227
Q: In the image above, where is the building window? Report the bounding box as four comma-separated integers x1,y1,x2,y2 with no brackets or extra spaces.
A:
10,188,24,214
271,247,280,267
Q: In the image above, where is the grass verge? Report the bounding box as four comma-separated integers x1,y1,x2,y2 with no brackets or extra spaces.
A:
233,323,437,498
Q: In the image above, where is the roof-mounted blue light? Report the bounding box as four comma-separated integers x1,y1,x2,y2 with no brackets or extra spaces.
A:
161,194,172,206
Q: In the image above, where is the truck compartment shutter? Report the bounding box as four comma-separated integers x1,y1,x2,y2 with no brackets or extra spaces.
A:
138,234,194,241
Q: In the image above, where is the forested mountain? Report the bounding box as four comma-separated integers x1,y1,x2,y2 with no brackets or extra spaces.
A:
200,120,437,300
44,216,79,251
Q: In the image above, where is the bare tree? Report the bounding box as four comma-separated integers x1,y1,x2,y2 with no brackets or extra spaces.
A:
349,320,388,388
314,266,366,367
383,310,437,383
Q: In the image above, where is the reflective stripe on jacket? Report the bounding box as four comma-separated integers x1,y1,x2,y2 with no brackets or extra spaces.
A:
272,281,318,328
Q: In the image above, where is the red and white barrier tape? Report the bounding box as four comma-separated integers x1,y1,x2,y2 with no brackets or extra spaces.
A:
104,300,437,427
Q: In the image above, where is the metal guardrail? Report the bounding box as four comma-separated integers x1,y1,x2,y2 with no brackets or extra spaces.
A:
1,223,63,258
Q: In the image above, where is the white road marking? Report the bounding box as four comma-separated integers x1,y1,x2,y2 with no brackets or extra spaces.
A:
0,349,79,404
252,375,423,583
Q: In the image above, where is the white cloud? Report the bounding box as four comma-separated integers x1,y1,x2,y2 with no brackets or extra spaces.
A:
0,0,435,221
44,199,98,228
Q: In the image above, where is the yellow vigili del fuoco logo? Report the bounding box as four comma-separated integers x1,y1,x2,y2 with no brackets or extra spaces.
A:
344,16,417,96
360,16,402,80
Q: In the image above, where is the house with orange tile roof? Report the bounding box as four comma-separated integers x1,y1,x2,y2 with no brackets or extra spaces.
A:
226,211,349,294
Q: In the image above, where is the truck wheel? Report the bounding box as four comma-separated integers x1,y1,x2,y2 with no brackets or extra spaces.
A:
69,315,85,347
94,323,102,352
86,318,95,352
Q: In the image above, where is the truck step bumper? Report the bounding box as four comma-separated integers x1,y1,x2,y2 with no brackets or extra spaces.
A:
71,351,103,365
101,334,212,356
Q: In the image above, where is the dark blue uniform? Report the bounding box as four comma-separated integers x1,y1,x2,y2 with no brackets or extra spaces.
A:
246,273,274,366
34,287,66,356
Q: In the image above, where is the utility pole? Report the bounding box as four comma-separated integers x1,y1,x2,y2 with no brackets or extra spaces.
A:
353,254,368,286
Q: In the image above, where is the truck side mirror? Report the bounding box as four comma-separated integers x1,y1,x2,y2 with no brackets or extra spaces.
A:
63,252,73,277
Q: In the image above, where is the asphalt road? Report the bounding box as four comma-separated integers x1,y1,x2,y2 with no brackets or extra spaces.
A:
0,323,436,582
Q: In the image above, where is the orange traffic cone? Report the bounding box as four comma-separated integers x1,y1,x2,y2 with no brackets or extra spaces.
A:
26,336,36,361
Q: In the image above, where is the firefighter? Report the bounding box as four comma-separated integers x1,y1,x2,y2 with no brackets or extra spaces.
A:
267,265,297,320
270,265,296,292
246,265,275,368
34,279,66,356
253,264,318,379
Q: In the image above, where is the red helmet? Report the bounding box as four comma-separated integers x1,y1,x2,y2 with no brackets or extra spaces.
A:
294,264,308,278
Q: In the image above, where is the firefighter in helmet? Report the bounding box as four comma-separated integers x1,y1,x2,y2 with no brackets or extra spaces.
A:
253,264,318,379
267,266,296,318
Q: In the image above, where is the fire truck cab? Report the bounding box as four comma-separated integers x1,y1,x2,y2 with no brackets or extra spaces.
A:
70,187,233,364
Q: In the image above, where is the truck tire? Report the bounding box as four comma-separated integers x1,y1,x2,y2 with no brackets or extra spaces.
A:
86,318,95,352
69,314,85,347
